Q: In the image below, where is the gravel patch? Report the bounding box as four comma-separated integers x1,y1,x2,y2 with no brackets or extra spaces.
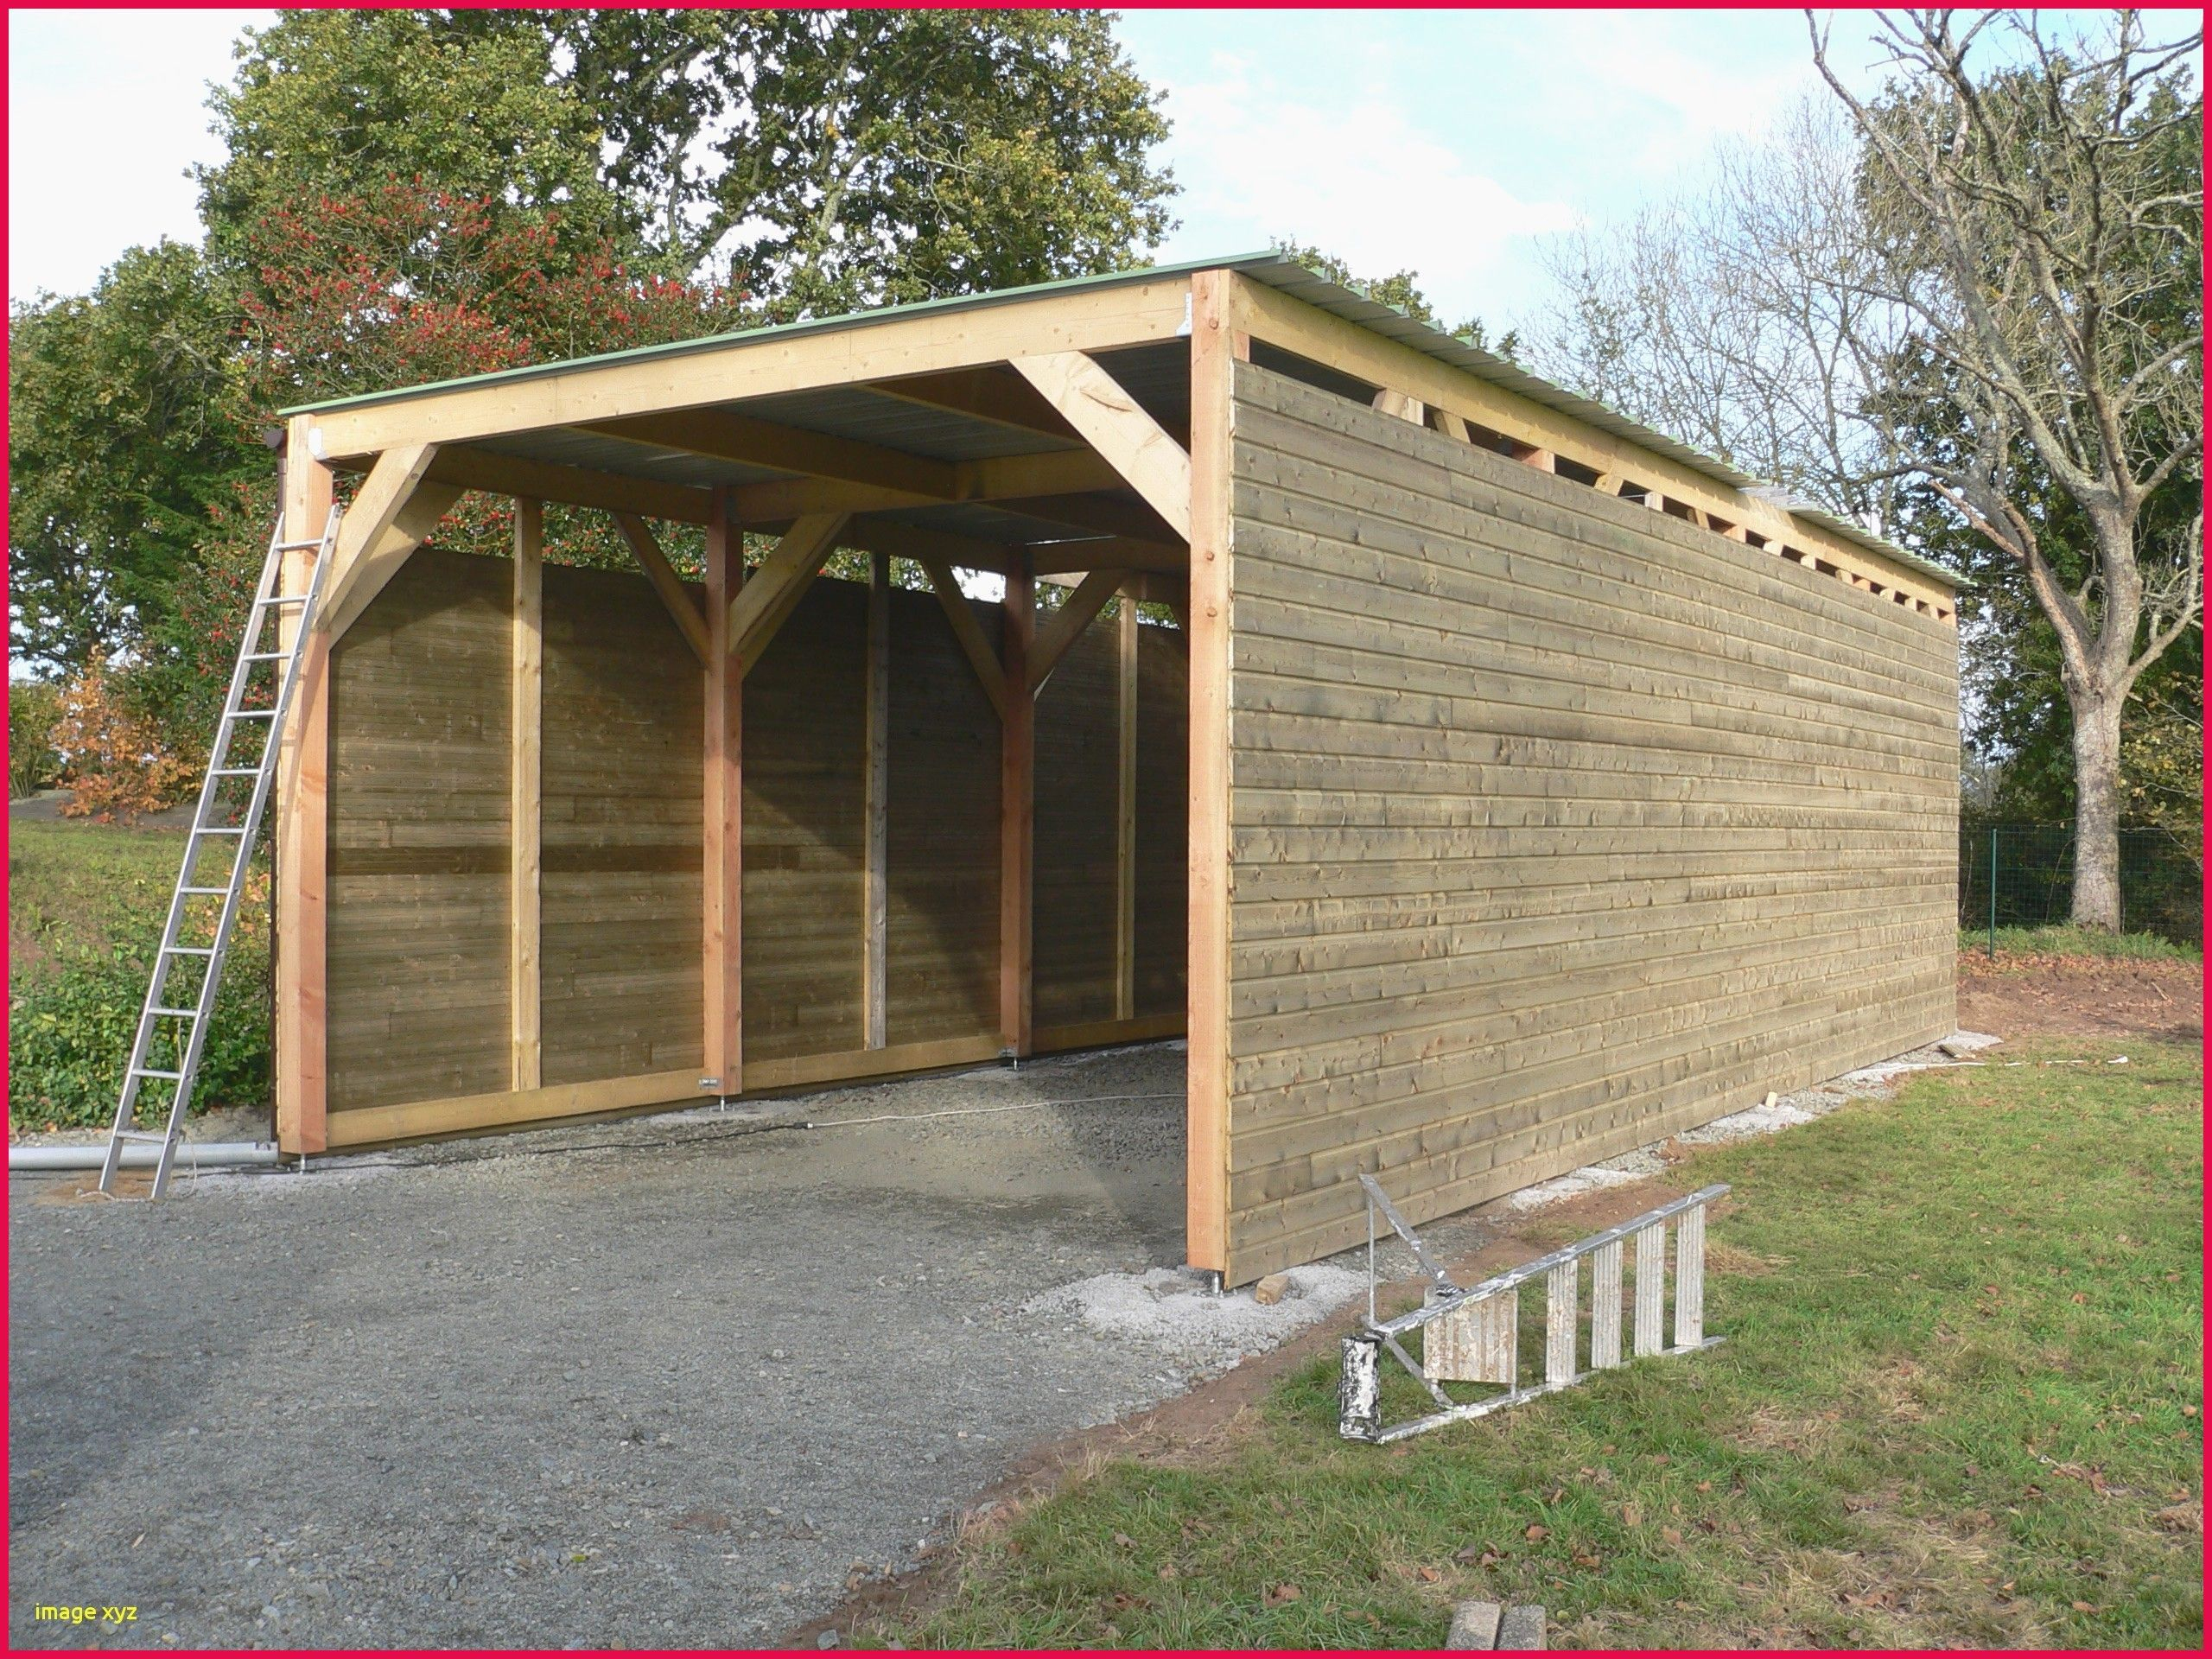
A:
1026,1263,1369,1377
9,1046,1215,1649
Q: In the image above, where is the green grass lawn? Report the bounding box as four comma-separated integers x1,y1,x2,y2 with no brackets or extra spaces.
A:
1959,924,2200,963
885,1040,2203,1650
9,817,272,1128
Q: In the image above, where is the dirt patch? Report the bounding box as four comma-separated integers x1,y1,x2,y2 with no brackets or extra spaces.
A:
1958,955,2201,1045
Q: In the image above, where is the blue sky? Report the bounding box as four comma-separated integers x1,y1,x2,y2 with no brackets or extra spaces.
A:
7,9,2197,333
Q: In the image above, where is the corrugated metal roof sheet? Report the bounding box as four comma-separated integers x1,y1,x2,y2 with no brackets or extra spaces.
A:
285,250,1961,588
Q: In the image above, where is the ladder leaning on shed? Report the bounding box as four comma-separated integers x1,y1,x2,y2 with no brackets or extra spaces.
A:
97,507,342,1198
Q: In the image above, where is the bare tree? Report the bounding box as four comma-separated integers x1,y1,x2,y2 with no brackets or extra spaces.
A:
1810,9,2202,930
1532,98,1914,531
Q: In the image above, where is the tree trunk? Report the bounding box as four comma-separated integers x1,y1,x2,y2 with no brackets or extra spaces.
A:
2068,686,2126,931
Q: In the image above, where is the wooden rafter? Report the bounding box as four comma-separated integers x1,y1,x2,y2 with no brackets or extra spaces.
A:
613,512,712,667
730,512,851,675
1027,566,1128,696
318,443,462,642
726,446,1122,523
991,493,1183,549
575,408,960,500
1012,353,1192,541
864,366,1083,442
1372,387,1425,424
423,446,713,524
913,555,1011,722
1027,537,1187,576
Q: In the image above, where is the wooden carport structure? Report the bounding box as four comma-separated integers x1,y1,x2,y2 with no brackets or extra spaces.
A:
275,252,1961,1285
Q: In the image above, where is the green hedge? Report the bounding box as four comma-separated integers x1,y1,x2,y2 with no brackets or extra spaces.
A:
9,938,272,1129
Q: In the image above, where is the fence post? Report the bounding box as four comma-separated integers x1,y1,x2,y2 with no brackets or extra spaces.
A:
1988,826,1999,958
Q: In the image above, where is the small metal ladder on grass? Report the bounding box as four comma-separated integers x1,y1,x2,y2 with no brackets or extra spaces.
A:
97,506,342,1198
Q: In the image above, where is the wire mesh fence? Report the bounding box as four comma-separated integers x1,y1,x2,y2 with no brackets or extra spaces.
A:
1957,821,2203,949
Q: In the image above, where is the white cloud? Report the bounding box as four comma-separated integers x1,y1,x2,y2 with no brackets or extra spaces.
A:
1152,53,1575,325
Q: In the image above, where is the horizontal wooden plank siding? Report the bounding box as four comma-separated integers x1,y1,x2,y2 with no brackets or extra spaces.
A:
743,577,868,1061
322,549,1186,1139
884,582,1004,1046
1221,364,1957,1283
1033,615,1120,1028
537,561,706,1087
326,549,511,1116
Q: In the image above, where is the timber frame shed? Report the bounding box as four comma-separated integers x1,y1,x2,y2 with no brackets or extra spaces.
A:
274,251,1962,1285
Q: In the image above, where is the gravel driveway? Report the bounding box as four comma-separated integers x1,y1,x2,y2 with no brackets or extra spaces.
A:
9,1046,1229,1649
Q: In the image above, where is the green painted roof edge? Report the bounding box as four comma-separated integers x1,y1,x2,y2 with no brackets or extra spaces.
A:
277,250,1279,417
283,248,1964,591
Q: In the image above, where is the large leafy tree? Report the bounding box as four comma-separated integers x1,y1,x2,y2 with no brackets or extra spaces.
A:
1811,10,2202,930
8,241,253,670
514,8,1175,312
196,9,614,266
202,9,1175,317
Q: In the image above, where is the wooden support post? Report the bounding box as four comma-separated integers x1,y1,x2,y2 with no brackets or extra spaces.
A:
702,487,743,1095
275,417,334,1155
1185,269,1240,1276
999,556,1035,1058
510,499,543,1092
1116,588,1138,1023
863,548,891,1051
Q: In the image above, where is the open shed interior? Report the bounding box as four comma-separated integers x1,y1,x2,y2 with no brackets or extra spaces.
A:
322,545,1190,1143
274,254,1962,1283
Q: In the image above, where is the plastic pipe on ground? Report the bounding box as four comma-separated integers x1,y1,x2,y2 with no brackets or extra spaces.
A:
8,1142,283,1172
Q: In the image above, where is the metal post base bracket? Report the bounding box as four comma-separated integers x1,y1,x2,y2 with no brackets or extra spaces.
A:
1340,1179,1728,1444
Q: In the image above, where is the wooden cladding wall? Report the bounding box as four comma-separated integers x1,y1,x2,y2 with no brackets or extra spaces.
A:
327,549,512,1115
1222,364,1958,1282
884,582,1005,1046
743,578,869,1060
541,562,704,1086
323,550,1187,1129
1034,618,1121,1028
1034,610,1192,1028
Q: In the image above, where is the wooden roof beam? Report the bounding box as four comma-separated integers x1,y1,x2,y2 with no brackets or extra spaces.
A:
572,408,960,500
1027,566,1128,696
420,446,715,524
613,513,712,667
1012,353,1192,542
300,276,1196,460
726,446,1125,522
862,366,1084,442
318,444,465,643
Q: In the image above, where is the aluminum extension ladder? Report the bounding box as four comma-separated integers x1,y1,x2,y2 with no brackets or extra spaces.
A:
97,507,342,1198
1339,1175,1728,1443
